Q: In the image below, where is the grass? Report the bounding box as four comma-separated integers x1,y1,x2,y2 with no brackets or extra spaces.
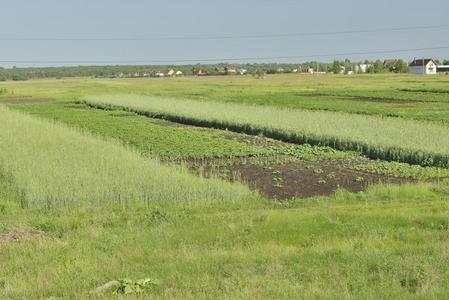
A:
2,179,449,299
0,105,253,208
2,74,449,124
83,94,449,167
2,74,449,298
13,101,448,182
12,102,267,160
11,102,355,162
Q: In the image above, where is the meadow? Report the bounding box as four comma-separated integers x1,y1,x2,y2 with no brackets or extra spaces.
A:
2,74,449,299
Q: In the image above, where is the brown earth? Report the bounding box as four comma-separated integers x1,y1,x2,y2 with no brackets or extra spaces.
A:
190,159,411,200
0,228,46,245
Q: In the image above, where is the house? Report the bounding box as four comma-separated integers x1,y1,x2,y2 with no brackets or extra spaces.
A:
238,69,247,75
166,69,175,77
150,71,165,77
194,69,206,76
302,67,314,74
277,67,285,73
437,65,449,73
355,64,370,73
384,59,399,68
409,58,437,75
175,70,184,76
225,67,237,75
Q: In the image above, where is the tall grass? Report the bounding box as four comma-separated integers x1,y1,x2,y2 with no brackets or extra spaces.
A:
0,106,253,208
84,94,449,167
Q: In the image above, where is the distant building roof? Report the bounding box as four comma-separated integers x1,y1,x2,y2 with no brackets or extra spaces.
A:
384,59,399,67
409,58,437,67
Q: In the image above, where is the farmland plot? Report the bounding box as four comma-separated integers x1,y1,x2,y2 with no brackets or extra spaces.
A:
11,102,449,200
83,95,449,167
0,106,253,208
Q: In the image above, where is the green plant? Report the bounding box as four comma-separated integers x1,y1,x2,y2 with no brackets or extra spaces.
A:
0,106,254,208
83,94,449,167
114,278,158,295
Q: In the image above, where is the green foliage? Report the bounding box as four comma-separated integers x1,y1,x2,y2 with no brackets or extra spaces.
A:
83,94,449,167
0,106,253,208
2,180,449,298
331,60,342,74
353,160,449,180
252,69,266,79
14,103,265,160
114,278,158,295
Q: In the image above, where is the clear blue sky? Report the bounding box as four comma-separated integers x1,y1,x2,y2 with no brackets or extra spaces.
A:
1,0,448,67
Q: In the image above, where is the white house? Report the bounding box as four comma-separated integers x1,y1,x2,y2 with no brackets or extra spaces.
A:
238,69,247,75
355,64,370,73
409,58,437,75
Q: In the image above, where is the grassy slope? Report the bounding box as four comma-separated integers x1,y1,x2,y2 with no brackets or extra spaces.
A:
1,74,449,124
2,179,449,299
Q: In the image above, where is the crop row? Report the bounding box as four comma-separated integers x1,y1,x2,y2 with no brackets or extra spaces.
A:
0,106,253,208
83,95,449,168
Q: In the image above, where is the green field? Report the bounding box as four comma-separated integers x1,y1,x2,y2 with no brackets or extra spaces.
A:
2,74,449,299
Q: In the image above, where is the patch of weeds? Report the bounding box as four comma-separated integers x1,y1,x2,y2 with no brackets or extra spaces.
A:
114,278,159,295
399,267,428,293
314,168,324,174
355,176,365,183
326,172,336,179
272,176,284,188
147,210,171,225
353,160,449,180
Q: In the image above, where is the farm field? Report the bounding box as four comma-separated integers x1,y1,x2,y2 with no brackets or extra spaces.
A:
2,73,449,123
1,74,449,298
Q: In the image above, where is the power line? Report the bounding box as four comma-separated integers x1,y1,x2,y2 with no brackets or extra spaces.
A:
0,46,448,65
1,24,449,41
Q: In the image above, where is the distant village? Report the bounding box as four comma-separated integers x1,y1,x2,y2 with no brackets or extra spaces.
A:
1,58,448,81
114,58,449,79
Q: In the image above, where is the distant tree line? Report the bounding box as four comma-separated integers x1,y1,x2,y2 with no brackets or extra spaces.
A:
0,59,447,81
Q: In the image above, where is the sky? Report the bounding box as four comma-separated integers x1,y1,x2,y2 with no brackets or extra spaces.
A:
0,0,448,68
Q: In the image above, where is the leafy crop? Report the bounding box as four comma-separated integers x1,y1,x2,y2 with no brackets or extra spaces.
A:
83,95,449,167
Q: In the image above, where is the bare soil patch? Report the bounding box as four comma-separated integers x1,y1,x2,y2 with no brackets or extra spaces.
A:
0,98,53,105
0,227,46,245
190,159,411,200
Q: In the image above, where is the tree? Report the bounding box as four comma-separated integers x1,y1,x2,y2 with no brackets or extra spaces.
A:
373,60,385,73
392,60,409,73
443,60,449,65
331,60,342,74
252,69,266,79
